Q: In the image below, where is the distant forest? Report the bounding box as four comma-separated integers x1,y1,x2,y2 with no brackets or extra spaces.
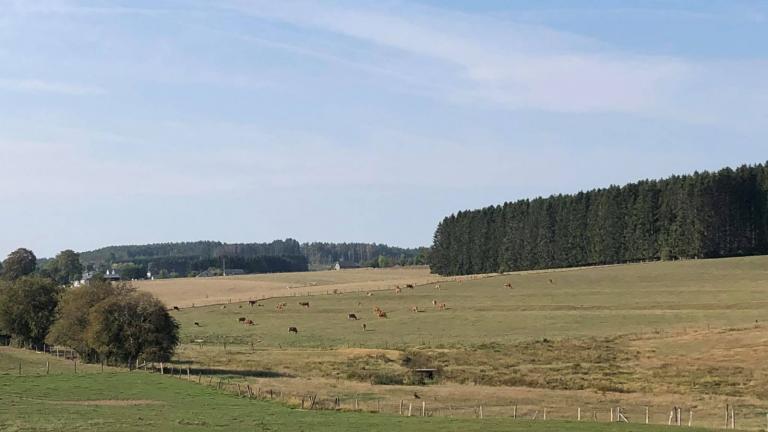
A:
430,163,768,276
79,239,426,278
301,242,428,269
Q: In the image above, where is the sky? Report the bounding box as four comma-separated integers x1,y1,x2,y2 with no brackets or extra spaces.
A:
1,0,767,257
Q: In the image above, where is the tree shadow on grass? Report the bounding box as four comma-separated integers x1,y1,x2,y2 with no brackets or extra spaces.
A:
160,365,292,379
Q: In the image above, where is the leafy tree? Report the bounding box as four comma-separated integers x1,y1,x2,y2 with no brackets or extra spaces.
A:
45,249,84,285
85,290,179,364
0,276,60,346
47,280,130,360
112,262,145,280
1,248,37,281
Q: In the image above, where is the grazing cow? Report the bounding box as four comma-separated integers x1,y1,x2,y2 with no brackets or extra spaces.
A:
249,300,257,307
436,303,447,311
410,306,420,313
406,284,415,289
348,313,359,320
245,319,254,326
376,310,388,318
434,284,440,290
173,306,180,311
504,283,513,289
366,292,374,297
332,289,339,294
221,305,226,310
548,279,554,285
362,323,367,331
394,287,402,294
432,299,438,307
288,326,298,334
194,322,201,327
298,302,310,308
238,317,246,323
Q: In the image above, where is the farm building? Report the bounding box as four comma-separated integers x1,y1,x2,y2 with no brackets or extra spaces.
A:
74,269,122,286
333,261,360,271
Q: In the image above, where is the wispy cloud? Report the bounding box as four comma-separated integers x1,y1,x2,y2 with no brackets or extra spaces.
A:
0,78,105,95
222,1,691,113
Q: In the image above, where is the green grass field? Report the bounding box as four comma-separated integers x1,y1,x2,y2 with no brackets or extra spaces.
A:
0,349,698,432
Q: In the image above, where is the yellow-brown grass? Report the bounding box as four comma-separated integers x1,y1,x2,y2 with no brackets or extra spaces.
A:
135,266,459,308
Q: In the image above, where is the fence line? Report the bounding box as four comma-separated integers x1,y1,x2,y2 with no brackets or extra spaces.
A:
6,343,768,430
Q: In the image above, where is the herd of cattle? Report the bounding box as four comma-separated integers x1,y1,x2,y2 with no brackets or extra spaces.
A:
181,279,519,336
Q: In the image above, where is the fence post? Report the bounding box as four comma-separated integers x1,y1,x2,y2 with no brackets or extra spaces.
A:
408,403,413,417
513,404,517,419
18,361,21,375
578,407,581,421
480,405,484,419
646,406,649,424
422,401,426,417
46,360,49,375
400,400,403,416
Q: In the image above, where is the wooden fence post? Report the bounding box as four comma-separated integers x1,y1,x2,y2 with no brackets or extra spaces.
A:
46,360,49,375
408,403,413,417
399,400,403,416
480,405,484,419
578,407,581,421
422,401,426,417
688,409,693,427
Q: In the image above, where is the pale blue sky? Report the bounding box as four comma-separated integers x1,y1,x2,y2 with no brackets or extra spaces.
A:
1,0,767,257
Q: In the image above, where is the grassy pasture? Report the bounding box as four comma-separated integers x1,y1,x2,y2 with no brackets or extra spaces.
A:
163,256,768,430
173,256,768,349
0,348,694,432
135,266,451,308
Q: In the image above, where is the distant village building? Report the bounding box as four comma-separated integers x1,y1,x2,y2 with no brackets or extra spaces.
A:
334,261,360,271
74,269,122,286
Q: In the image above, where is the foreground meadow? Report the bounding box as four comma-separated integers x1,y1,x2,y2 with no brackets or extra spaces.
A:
0,349,693,432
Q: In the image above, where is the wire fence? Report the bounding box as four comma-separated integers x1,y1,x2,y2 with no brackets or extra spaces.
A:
4,343,768,430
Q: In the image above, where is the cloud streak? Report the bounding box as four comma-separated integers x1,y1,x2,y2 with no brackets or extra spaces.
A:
0,78,105,95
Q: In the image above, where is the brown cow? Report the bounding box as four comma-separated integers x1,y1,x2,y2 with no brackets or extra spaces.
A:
504,283,513,289
194,322,201,327
394,287,402,294
405,284,415,289
432,299,438,307
348,313,359,320
249,300,258,307
173,306,180,311
410,306,420,313
362,323,367,331
245,319,254,326
288,326,298,334
436,303,447,311
298,302,310,308
238,317,246,323
376,310,388,318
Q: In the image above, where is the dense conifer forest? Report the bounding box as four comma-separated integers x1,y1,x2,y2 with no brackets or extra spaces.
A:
430,163,768,276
